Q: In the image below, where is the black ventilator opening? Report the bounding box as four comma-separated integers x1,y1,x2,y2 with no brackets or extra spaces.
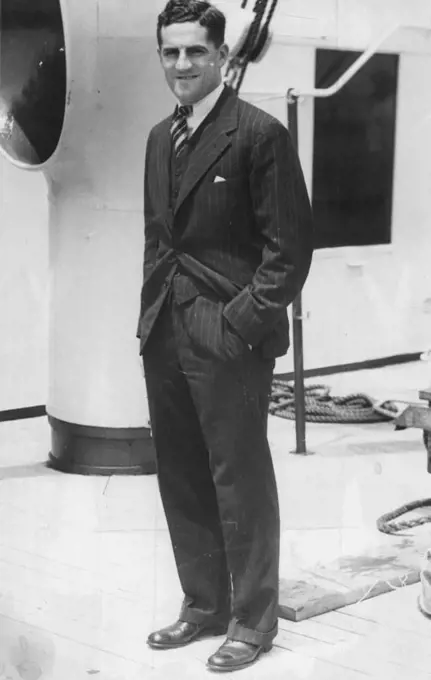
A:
0,0,66,165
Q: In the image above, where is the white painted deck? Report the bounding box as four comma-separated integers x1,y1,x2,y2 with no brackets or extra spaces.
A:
0,361,430,678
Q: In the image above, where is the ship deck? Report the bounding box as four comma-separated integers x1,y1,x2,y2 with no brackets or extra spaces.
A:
0,360,430,678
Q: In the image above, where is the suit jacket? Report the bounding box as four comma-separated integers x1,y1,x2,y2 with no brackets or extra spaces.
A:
137,86,313,359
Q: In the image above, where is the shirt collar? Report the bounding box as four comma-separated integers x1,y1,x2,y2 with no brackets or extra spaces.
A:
175,82,225,133
191,82,225,123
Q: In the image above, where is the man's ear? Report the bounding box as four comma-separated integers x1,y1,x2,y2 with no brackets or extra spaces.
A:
219,43,229,68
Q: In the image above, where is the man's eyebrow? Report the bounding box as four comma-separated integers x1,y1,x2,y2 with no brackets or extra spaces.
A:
161,44,209,51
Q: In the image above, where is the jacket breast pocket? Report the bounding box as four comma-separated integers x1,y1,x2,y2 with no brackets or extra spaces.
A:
207,173,247,191
200,174,249,223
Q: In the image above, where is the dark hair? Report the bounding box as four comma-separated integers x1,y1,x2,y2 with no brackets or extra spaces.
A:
157,0,226,48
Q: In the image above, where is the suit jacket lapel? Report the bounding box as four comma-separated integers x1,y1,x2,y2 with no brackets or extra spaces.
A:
154,117,173,232
174,87,239,215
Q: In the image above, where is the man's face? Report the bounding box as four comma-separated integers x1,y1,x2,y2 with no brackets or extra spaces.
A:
158,21,228,105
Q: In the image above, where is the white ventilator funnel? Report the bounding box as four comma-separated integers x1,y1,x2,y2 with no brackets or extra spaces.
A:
0,0,254,474
0,0,174,473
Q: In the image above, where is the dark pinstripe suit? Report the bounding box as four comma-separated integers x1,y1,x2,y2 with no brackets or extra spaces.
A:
137,86,313,646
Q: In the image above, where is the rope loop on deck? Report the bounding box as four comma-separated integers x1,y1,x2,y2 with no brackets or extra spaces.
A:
269,380,400,423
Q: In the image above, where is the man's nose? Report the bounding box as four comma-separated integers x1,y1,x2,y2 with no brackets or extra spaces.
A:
176,50,192,70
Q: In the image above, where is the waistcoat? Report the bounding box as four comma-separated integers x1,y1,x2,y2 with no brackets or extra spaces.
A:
168,110,218,303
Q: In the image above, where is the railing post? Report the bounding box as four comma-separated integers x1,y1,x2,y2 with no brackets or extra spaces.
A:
287,88,310,455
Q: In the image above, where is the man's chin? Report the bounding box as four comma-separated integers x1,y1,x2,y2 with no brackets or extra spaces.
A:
174,81,200,104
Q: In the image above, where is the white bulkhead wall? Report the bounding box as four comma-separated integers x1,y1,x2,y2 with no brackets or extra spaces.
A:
236,0,431,373
1,0,431,413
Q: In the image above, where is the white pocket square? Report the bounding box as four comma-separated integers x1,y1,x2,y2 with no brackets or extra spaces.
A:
213,175,226,183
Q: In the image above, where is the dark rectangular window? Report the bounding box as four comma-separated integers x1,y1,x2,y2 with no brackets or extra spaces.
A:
312,49,399,248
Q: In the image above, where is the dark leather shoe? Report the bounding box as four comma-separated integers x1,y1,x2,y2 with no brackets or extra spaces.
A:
207,638,272,672
147,620,227,650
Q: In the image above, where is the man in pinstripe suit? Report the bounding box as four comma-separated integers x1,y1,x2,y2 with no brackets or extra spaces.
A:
137,0,313,672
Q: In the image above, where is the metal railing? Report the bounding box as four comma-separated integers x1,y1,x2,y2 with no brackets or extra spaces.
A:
287,21,429,454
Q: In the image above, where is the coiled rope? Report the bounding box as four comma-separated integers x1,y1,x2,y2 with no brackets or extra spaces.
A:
269,381,400,423
377,431,431,534
269,381,431,534
377,498,431,534
269,382,431,535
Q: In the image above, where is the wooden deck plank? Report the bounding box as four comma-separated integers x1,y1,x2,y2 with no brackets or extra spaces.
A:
0,611,147,680
0,560,154,665
0,541,154,602
343,583,431,636
334,628,431,675
153,645,371,680
279,534,429,621
326,648,431,680
0,553,154,609
307,610,372,636
277,585,431,678
314,591,431,641
278,616,363,644
261,648,372,680
277,624,431,679
0,600,372,680
282,606,431,664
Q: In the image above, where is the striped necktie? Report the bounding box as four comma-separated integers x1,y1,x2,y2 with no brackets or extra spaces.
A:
170,104,193,157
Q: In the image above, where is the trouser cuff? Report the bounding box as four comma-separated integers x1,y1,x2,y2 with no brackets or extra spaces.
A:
179,603,229,627
227,619,278,646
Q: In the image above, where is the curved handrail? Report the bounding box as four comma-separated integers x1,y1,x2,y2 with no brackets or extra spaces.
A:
290,23,428,99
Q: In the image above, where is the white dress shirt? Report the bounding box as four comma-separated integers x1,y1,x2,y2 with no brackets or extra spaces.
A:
183,82,225,136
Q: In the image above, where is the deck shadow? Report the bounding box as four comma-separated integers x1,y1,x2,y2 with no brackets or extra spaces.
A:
0,461,59,480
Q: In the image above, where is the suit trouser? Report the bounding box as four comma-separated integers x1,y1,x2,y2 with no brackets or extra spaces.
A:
142,296,280,647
